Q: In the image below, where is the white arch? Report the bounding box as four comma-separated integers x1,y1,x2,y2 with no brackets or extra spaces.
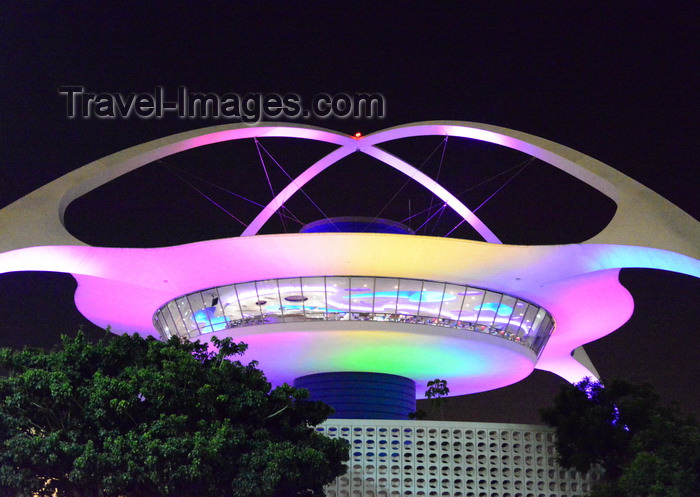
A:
241,145,354,237
0,121,697,390
242,140,500,242
0,121,697,260
358,145,500,243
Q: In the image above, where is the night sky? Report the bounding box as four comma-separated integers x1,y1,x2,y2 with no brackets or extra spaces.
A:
1,4,698,424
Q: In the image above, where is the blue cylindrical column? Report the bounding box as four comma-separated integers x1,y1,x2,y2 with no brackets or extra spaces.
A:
294,372,416,420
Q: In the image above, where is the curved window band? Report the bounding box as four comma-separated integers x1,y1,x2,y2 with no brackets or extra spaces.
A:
154,276,555,356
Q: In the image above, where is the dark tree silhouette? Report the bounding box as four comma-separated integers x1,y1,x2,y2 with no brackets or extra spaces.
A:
540,378,700,497
0,332,348,497
425,379,450,420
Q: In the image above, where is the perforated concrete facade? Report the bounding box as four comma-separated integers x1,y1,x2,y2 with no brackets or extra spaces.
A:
318,419,601,497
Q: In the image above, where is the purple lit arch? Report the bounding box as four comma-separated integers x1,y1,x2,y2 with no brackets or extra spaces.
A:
0,122,697,396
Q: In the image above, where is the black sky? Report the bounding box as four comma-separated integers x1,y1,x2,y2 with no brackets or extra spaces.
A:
0,3,698,423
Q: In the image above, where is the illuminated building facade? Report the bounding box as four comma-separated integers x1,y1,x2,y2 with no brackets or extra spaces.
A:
0,122,697,496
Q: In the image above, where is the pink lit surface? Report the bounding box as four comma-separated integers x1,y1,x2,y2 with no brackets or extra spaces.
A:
1,235,697,394
0,122,698,396
206,323,536,397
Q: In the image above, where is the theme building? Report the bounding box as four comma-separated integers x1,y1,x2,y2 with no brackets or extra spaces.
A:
1,122,697,497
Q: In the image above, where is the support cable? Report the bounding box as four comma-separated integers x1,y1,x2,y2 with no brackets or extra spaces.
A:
426,136,449,236
254,138,287,233
442,158,534,237
159,162,248,228
254,139,340,232
158,160,301,226
471,158,532,214
369,136,448,231
401,201,447,226
456,157,535,198
414,203,448,234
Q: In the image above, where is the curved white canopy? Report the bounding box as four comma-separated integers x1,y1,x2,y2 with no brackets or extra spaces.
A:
0,122,697,395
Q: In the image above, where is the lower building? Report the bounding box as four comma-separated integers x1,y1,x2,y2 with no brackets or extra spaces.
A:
319,419,600,497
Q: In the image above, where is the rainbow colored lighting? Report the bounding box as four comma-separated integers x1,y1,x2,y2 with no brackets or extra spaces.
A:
0,121,697,397
475,302,514,316
342,291,457,303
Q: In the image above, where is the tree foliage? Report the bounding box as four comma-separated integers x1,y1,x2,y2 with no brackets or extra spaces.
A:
425,379,450,420
0,332,348,497
540,377,700,497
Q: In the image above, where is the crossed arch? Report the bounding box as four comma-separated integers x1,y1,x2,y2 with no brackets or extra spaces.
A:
0,121,697,388
1,121,697,262
241,132,501,242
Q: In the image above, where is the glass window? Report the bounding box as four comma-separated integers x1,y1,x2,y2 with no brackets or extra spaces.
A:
277,277,304,320
301,276,327,319
349,276,375,316
186,292,211,336
219,284,243,324
495,294,518,333
460,288,484,325
397,279,422,319
440,283,465,322
187,292,210,330
165,300,184,335
506,300,527,335
475,290,502,329
521,304,540,338
531,315,554,353
419,280,447,319
174,296,196,334
235,281,260,323
185,292,203,322
153,276,554,351
373,277,400,317
511,302,531,338
529,309,547,341
158,308,177,338
325,276,350,316
206,290,227,332
255,279,281,321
